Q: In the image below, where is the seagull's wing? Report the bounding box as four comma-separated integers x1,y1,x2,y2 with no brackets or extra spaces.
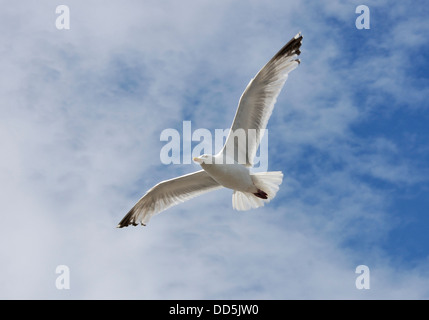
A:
118,170,222,227
219,33,302,166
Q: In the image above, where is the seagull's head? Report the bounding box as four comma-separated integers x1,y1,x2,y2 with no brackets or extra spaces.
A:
193,154,212,165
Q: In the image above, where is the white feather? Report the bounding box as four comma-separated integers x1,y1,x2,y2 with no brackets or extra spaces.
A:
219,33,303,166
118,170,222,227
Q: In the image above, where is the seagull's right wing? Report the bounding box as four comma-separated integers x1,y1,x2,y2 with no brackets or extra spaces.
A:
219,33,302,166
118,170,222,227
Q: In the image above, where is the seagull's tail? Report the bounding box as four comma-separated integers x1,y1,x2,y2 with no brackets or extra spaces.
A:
232,171,283,211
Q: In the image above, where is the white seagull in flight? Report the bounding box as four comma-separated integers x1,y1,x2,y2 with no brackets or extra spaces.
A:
118,33,303,227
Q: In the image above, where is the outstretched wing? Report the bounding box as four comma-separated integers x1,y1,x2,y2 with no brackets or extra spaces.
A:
118,170,222,227
219,33,302,166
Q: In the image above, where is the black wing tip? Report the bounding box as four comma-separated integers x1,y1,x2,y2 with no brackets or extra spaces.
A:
116,207,147,228
117,221,147,228
116,222,146,229
271,32,303,63
294,31,303,40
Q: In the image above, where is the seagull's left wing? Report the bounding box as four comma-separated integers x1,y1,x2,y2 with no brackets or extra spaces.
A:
219,33,302,166
118,170,222,227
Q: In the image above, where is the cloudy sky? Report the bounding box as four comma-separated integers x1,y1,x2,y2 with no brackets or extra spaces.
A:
1,0,429,299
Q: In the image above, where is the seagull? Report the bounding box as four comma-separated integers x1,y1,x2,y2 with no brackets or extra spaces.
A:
118,33,303,227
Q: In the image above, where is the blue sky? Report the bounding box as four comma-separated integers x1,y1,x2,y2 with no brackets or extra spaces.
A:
1,0,429,299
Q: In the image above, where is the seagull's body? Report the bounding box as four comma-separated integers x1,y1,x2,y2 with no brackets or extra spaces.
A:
197,155,253,191
118,33,303,227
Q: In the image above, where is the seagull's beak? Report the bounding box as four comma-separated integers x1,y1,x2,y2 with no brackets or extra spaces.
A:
193,156,203,164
